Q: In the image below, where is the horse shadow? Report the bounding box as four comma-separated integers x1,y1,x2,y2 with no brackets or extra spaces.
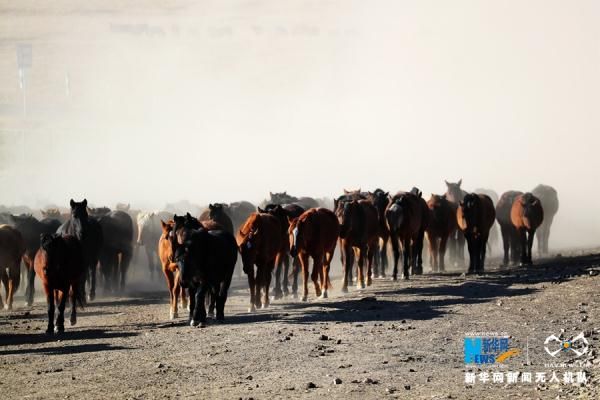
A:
0,328,139,349
0,342,133,356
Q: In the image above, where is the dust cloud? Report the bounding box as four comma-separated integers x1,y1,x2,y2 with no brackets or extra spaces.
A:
0,1,598,249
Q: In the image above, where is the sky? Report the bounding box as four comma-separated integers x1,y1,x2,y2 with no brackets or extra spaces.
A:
0,0,598,247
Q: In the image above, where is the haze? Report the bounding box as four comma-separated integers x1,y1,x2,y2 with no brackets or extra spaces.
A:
0,1,598,249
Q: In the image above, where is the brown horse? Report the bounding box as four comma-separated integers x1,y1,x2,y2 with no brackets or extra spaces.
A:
456,193,495,273
532,184,558,255
34,234,84,334
260,203,305,299
336,199,379,291
0,225,25,310
237,212,281,311
158,220,188,320
288,208,339,301
496,191,523,266
511,193,544,265
385,191,427,280
198,204,234,234
425,194,456,272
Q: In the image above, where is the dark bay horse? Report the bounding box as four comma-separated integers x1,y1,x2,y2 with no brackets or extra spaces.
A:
457,193,496,273
385,191,428,280
9,214,61,306
57,199,103,302
425,194,456,272
496,191,523,266
444,180,468,266
0,225,25,310
532,184,559,255
367,189,390,278
268,192,319,209
174,227,237,327
289,208,339,301
198,203,234,234
336,199,379,291
34,234,84,334
237,212,281,311
98,210,134,294
260,203,305,299
511,193,544,265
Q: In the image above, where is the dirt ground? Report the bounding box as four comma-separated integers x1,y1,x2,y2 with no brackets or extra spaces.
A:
2,249,600,400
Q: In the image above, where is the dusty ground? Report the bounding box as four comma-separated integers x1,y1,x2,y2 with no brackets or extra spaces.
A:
2,250,600,400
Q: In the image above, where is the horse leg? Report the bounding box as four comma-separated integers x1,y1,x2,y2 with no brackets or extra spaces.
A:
480,234,489,272
321,252,333,299
299,253,310,301
402,238,411,280
500,225,510,267
380,236,388,277
414,231,424,275
55,289,67,334
282,253,290,297
291,256,300,298
366,245,375,286
273,253,284,300
518,229,527,266
428,236,437,273
187,286,196,323
120,249,132,293
190,285,207,327
390,233,400,281
6,264,20,310
23,256,35,306
527,229,536,265
144,247,154,281
262,262,274,309
45,290,55,335
164,270,176,319
246,266,256,312
311,254,323,298
208,290,216,317
439,236,449,272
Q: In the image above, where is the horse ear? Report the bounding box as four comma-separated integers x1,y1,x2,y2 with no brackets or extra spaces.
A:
385,192,389,197
444,180,450,187
269,191,273,197
185,212,192,218
160,220,167,229
343,189,349,194
257,207,265,213
209,204,214,210
70,199,75,208
458,179,462,187
82,199,88,207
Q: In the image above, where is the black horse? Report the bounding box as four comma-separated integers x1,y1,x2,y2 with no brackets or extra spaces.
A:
367,189,390,277
174,228,237,327
57,199,103,302
97,210,134,293
9,214,61,306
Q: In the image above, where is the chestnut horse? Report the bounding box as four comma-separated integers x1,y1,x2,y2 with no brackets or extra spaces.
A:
34,234,84,334
237,212,281,311
385,191,428,280
496,191,523,266
532,184,558,255
158,220,188,319
289,208,339,301
0,225,25,310
336,199,379,291
425,194,457,272
511,193,544,265
457,193,495,273
260,203,305,299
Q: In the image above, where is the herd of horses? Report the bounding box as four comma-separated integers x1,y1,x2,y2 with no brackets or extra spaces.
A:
0,181,559,333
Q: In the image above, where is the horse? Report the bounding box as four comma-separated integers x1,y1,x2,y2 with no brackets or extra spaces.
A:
198,204,234,234
456,193,496,274
445,179,468,266
136,212,169,281
496,191,523,266
425,194,457,272
531,184,559,255
366,189,390,278
474,188,500,255
236,212,281,311
260,203,305,299
268,192,319,209
97,210,134,293
0,225,25,310
289,208,339,301
511,193,544,265
41,208,68,223
174,226,237,327
34,234,85,334
158,220,187,319
57,199,104,302
336,198,379,290
8,214,61,306
385,190,428,280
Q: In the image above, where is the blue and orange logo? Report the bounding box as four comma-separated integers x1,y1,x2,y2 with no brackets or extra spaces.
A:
464,337,520,364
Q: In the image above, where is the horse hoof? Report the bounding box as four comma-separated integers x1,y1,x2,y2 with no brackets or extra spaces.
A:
319,291,328,299
291,293,298,300
341,286,348,293
215,318,225,324
366,278,372,286
24,301,33,307
45,328,54,336
273,291,283,300
4,304,11,311
402,275,409,280
170,311,177,320
87,293,95,302
248,305,256,313
391,275,397,281
70,316,77,326
54,326,64,334
261,303,269,309
198,321,207,328
301,296,308,302
190,320,200,327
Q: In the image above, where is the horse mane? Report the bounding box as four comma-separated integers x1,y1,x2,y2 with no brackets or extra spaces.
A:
238,213,261,238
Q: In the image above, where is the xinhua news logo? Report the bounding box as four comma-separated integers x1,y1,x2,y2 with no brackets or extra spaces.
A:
464,334,520,365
